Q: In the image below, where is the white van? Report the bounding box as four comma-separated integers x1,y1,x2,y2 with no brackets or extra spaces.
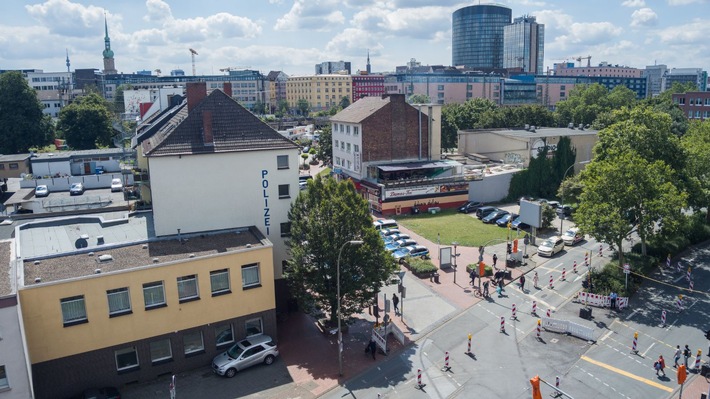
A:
373,219,398,231
562,228,583,246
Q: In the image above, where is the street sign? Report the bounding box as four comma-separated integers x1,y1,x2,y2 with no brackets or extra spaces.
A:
623,264,630,274
397,271,406,282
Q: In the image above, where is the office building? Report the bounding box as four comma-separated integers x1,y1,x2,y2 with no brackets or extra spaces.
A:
452,4,512,69
315,61,351,75
644,64,667,98
664,68,708,92
554,62,643,78
503,15,544,75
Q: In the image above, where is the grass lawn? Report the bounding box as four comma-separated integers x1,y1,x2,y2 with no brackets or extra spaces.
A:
318,167,331,176
395,208,514,247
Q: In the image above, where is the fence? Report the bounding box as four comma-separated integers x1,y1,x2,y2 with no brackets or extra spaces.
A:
578,292,629,309
541,316,597,342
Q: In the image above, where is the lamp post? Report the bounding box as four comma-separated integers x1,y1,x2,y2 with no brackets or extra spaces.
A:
559,160,590,233
337,239,363,377
452,241,459,285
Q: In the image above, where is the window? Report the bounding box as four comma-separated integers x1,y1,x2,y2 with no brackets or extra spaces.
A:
353,126,359,135
177,275,199,302
277,155,289,170
107,288,131,317
346,125,350,134
0,165,4,170
437,85,444,91
334,139,339,148
0,365,8,390
61,296,87,326
278,184,290,199
340,142,345,150
354,144,359,153
210,269,231,296
215,324,234,346
143,281,166,309
9,163,18,170
115,347,139,372
150,339,173,364
346,143,351,152
183,331,204,355
242,263,261,288
245,318,263,337
280,222,291,237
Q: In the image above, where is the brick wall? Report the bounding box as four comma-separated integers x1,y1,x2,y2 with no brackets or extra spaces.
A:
362,95,429,162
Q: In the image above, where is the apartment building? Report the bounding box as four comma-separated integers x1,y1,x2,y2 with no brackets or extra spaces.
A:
286,74,352,111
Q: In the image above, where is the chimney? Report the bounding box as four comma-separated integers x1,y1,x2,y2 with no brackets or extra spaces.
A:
202,110,214,146
223,82,232,97
186,82,207,111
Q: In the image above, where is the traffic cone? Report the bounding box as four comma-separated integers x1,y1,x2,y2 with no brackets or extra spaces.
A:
561,268,566,281
631,332,638,354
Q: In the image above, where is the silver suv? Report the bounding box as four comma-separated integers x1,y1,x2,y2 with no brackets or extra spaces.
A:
212,335,279,378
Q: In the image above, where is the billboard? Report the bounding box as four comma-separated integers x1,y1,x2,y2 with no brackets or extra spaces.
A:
519,200,542,228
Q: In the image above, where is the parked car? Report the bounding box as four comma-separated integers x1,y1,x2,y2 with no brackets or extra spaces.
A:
546,201,561,209
299,181,308,190
510,216,529,230
385,238,417,252
457,201,483,214
475,206,497,219
212,335,279,378
384,233,410,244
35,185,49,197
392,245,430,263
81,387,121,399
556,204,573,217
495,213,518,227
373,219,398,231
537,236,565,257
110,178,123,192
380,228,401,238
518,196,535,205
482,210,509,224
562,228,584,246
299,175,313,182
69,182,85,196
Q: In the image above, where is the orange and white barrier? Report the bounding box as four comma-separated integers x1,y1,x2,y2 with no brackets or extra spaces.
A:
694,350,702,370
467,333,472,354
573,260,577,274
599,245,603,257
532,300,537,315
561,268,566,281
500,316,506,333
631,331,638,354
549,275,554,289
536,319,541,340
511,303,517,320
661,310,666,327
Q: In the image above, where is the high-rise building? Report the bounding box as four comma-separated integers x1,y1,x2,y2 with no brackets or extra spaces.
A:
102,14,117,75
643,64,667,98
315,61,351,75
452,4,512,69
663,68,708,92
503,15,544,75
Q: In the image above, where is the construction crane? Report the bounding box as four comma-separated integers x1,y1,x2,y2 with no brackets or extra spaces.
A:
189,48,198,76
576,55,592,67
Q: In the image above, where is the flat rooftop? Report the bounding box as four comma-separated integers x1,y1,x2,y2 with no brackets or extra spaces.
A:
0,241,12,296
16,213,268,286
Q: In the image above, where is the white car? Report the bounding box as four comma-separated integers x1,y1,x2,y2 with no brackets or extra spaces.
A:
562,228,583,246
35,185,49,197
537,236,564,257
110,178,123,192
69,182,85,196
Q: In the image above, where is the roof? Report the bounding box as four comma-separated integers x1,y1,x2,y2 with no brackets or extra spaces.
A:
132,101,187,149
0,154,31,162
18,214,268,286
330,96,390,123
142,89,299,156
377,160,462,172
459,127,598,139
31,148,124,162
0,241,12,296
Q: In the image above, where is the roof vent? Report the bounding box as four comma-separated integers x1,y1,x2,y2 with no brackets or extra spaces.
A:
189,253,195,258
95,268,102,274
33,260,40,265
153,257,159,263
98,254,113,262
246,244,252,248
524,124,530,131
568,122,574,129
88,252,94,256
34,277,41,283
142,244,148,249
530,125,536,132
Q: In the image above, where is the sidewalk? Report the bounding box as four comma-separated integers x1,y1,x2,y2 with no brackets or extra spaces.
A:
670,373,709,399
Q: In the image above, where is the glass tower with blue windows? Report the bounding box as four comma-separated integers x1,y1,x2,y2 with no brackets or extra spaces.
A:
452,4,512,69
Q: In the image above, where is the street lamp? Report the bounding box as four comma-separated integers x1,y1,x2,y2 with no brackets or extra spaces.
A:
451,242,459,285
337,239,363,376
559,160,590,233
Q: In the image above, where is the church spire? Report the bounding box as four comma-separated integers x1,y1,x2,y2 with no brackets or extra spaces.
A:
366,49,371,74
102,12,117,74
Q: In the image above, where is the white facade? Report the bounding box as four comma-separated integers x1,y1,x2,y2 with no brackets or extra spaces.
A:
124,87,184,119
148,149,299,278
0,305,33,399
331,122,364,180
25,71,72,92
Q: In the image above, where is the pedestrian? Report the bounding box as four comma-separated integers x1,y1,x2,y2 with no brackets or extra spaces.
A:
609,292,617,310
496,281,503,297
658,355,666,377
519,274,526,291
673,345,681,368
392,293,399,315
483,280,490,297
492,253,498,268
368,339,377,360
683,345,691,368
469,269,477,286
533,271,539,288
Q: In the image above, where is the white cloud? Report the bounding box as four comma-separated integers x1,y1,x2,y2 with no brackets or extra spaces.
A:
25,0,105,37
622,0,646,7
350,5,453,41
630,7,657,27
667,0,708,5
325,28,384,56
559,22,622,45
533,10,574,31
275,0,345,31
144,0,172,23
656,19,710,44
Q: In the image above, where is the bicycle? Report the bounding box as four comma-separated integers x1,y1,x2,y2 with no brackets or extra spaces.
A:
472,286,483,298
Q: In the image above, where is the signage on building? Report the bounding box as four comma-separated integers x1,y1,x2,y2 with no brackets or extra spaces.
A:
260,169,271,235
354,151,361,172
384,186,439,199
531,139,557,159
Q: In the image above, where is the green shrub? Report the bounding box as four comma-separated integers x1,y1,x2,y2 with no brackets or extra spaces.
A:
466,263,493,276
407,258,438,276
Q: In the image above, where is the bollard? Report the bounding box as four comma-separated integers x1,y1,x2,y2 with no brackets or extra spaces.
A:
467,333,472,354
585,252,589,267
694,350,702,371
443,351,451,372
676,295,684,311
546,308,551,318
631,331,638,354
536,319,541,340
511,303,517,320
661,310,666,327
689,280,694,292
416,368,423,388
686,267,692,282
549,274,554,289
666,254,671,268
556,376,560,389
500,316,506,333
532,300,537,315
599,244,603,257
573,260,577,274
561,268,566,281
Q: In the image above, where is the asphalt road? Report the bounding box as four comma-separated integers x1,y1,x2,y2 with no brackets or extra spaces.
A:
323,238,710,399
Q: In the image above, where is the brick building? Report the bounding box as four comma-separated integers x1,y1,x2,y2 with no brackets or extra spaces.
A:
351,74,385,101
673,91,710,120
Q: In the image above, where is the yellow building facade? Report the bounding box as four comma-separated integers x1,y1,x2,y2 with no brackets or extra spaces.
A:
286,74,353,111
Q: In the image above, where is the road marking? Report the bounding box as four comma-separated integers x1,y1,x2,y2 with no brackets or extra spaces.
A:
601,330,614,341
625,309,639,320
672,275,684,283
580,356,673,392
641,342,655,357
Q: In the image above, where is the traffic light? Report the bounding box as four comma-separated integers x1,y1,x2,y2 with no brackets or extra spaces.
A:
530,376,542,399
506,243,512,254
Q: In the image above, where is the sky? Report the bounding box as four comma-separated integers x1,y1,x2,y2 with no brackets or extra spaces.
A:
0,0,708,77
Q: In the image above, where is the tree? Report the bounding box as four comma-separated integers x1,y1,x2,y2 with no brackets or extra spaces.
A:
681,120,710,219
57,93,114,150
339,96,350,109
296,98,310,116
551,136,577,184
275,99,289,117
541,204,556,229
407,94,430,104
575,151,687,263
555,83,636,128
112,84,133,115
285,177,397,324
316,125,332,165
252,100,267,115
0,71,53,153
441,98,498,151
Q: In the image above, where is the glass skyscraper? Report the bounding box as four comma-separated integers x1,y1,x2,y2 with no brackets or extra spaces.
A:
503,16,545,75
452,4,512,69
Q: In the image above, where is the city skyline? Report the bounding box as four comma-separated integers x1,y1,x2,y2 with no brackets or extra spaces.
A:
0,0,708,77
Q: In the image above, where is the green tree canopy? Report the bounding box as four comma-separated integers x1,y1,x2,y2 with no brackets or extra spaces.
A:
556,83,637,128
681,120,710,216
441,98,498,151
296,98,310,116
407,94,431,104
285,177,396,323
316,125,332,165
339,96,350,109
57,93,114,150
0,71,53,153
